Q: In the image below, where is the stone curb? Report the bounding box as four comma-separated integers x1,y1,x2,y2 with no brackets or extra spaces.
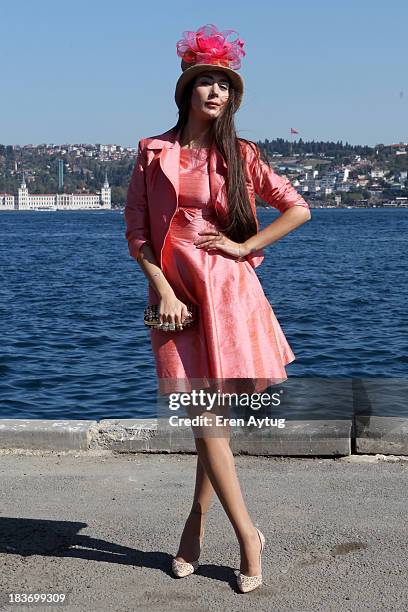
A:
354,415,408,455
0,417,407,455
0,418,352,455
0,420,97,451
92,418,352,456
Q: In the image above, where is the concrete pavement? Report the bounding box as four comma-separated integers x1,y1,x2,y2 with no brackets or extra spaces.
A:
0,451,407,611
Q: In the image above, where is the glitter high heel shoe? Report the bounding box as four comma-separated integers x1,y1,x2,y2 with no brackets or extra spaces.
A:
236,528,266,593
171,529,204,578
171,556,200,578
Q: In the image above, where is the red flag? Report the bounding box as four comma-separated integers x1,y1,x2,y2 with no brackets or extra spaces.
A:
290,127,299,134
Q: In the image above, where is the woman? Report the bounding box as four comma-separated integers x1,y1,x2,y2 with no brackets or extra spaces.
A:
124,24,311,593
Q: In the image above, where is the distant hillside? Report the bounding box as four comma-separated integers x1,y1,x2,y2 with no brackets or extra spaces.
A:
0,139,406,206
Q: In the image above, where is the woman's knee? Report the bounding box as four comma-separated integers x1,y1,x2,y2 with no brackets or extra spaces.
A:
194,434,230,455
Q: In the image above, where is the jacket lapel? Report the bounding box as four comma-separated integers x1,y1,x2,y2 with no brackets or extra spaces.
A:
146,129,180,204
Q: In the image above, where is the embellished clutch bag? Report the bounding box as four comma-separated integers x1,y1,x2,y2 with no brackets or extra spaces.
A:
143,303,198,331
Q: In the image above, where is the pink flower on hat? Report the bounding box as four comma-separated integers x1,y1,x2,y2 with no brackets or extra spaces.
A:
176,24,245,70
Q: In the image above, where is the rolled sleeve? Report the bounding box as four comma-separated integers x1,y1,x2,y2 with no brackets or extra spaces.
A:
124,139,152,260
248,144,310,214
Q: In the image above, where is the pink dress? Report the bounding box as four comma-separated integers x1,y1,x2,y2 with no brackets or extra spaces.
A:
149,147,296,396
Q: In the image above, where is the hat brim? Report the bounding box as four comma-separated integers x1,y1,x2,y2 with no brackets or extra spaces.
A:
175,64,244,111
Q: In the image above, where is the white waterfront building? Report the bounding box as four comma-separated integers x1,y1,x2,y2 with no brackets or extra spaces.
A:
0,173,112,211
0,193,15,209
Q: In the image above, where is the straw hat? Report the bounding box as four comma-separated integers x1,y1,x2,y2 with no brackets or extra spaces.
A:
174,24,245,112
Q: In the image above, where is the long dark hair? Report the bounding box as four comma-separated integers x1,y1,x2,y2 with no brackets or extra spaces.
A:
173,75,270,244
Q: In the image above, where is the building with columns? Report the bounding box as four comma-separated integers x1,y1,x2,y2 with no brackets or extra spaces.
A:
0,193,15,209
0,172,111,210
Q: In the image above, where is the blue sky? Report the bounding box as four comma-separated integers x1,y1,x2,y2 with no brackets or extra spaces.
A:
1,0,407,147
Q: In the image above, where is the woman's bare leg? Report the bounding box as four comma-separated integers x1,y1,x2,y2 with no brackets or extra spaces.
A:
175,382,262,575
175,383,230,563
175,455,215,562
193,427,263,576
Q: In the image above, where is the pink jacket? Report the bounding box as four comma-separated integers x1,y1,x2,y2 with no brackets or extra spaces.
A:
124,127,310,270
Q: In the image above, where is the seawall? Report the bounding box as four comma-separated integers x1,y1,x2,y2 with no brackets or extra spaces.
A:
0,416,407,456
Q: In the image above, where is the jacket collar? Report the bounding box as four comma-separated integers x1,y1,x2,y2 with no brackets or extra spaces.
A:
146,127,228,168
146,128,179,150
145,127,229,220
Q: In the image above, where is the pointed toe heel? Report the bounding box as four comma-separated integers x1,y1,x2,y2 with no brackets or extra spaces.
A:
171,557,199,578
171,531,203,578
237,528,266,593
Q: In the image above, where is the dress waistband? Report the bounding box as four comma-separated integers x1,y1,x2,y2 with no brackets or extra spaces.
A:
175,206,217,222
